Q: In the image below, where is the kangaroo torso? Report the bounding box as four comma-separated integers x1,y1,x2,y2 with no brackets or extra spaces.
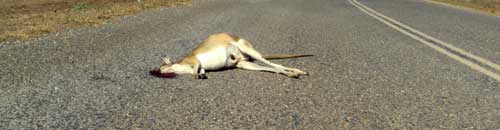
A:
180,33,243,70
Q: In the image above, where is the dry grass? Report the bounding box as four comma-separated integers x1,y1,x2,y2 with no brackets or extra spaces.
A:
432,0,500,15
0,0,191,42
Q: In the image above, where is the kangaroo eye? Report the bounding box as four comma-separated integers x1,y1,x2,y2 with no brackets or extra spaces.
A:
230,55,236,60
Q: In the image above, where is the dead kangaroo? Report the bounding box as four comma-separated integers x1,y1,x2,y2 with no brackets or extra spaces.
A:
150,33,312,79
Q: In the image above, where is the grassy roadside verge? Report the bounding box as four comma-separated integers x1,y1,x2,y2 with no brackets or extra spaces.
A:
0,0,191,43
431,0,500,16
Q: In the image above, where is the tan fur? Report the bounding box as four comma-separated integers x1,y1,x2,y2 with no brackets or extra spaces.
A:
152,33,310,79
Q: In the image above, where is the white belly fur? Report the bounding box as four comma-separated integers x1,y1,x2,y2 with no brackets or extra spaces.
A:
196,47,229,70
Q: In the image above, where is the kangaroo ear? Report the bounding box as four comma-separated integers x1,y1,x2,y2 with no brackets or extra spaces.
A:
163,57,172,64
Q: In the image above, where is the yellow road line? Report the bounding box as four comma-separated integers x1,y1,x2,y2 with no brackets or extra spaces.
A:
349,0,500,81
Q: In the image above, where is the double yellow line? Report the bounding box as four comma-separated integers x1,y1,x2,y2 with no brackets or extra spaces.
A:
349,0,500,81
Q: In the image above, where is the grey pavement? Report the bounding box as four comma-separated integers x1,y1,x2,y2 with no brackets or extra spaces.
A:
1,0,499,129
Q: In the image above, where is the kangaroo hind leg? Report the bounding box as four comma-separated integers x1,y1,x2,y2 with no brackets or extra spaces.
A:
236,61,302,78
232,39,307,77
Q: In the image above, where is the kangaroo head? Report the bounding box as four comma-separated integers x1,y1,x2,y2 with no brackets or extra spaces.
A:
150,57,177,78
150,57,194,78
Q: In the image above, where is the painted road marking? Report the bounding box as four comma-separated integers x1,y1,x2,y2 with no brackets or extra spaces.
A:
349,0,500,81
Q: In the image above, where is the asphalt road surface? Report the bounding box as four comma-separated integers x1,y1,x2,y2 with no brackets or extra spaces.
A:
1,0,499,129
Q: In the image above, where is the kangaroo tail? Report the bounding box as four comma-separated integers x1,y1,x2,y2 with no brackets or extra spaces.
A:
263,54,313,60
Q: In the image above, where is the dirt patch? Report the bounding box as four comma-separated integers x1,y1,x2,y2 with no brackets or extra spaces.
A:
432,0,500,16
0,0,191,43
